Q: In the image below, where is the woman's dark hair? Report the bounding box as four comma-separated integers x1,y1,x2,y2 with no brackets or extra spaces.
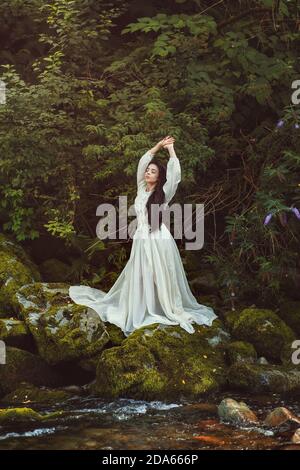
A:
145,158,167,233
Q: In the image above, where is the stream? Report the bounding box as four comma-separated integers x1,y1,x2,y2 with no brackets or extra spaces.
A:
0,392,299,450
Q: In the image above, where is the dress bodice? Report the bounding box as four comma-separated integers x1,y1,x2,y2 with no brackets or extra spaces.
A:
134,149,181,238
134,182,153,230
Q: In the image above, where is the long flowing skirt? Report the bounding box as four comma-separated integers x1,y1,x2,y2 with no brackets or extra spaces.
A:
69,223,217,337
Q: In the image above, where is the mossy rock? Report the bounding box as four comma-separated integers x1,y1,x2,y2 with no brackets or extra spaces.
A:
93,320,230,400
39,258,71,283
0,234,41,314
104,322,126,347
14,282,110,365
79,323,126,372
1,382,75,405
0,234,40,278
227,362,300,395
223,309,242,332
0,318,32,349
218,398,258,425
0,347,67,397
0,407,64,423
226,341,257,365
278,300,300,336
232,308,295,361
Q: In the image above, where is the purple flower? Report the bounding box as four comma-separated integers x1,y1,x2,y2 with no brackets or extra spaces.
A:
263,213,273,225
295,123,299,129
276,119,284,128
291,207,300,220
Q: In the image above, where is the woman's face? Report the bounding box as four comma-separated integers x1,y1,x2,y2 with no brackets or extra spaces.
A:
145,163,159,184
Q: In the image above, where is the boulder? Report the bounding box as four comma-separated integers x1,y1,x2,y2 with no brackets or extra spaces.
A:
1,382,77,405
0,233,41,315
92,320,230,400
264,407,300,428
14,282,110,365
0,407,63,423
227,362,300,394
231,308,295,361
218,398,258,425
0,347,67,396
292,429,300,444
78,321,126,372
0,318,32,350
226,341,257,365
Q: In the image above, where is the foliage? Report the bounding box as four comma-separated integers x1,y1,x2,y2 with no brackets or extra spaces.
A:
0,0,300,303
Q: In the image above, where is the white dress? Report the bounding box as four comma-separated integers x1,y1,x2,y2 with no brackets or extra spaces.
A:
69,150,217,337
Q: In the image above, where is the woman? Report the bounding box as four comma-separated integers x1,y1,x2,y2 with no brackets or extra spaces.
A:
69,135,217,336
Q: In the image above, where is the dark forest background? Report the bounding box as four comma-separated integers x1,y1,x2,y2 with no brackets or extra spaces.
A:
1,0,300,311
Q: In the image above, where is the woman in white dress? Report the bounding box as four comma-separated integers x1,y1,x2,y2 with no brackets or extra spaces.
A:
69,136,217,337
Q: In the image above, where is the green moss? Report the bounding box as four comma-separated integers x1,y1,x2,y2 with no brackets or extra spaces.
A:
0,234,41,314
227,362,300,394
226,341,257,365
223,309,242,332
232,308,295,360
77,322,125,372
104,322,126,346
94,321,229,400
1,382,74,405
0,234,40,279
0,347,65,396
0,318,28,339
0,407,64,423
14,282,110,365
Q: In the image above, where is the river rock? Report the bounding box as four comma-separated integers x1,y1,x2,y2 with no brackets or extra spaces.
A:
218,398,258,425
231,308,295,361
0,407,63,423
0,318,32,350
92,320,229,400
0,347,67,396
257,357,269,364
228,362,300,394
292,429,300,444
0,382,77,405
226,341,257,365
264,407,300,428
0,233,41,315
14,282,110,365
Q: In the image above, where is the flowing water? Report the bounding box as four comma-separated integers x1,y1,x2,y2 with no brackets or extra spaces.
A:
0,392,299,450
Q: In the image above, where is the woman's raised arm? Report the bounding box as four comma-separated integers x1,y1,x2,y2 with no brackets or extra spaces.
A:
162,145,181,204
136,136,175,187
137,150,154,186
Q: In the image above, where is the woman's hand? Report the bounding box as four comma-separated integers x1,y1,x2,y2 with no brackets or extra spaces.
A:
162,135,175,150
150,135,175,155
159,135,175,149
